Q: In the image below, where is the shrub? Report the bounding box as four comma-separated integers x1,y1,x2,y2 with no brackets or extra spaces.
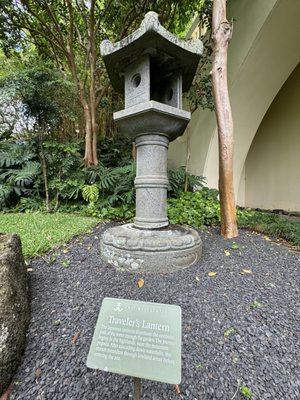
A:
168,187,220,226
0,140,40,208
168,166,205,197
237,208,300,247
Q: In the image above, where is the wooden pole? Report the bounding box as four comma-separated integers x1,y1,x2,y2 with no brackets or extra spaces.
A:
211,0,238,238
133,377,141,400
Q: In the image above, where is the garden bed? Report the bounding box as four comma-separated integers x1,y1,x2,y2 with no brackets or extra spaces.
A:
9,223,300,400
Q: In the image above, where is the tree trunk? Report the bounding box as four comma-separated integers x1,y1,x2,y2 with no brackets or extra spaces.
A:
83,103,98,166
83,106,93,166
38,135,50,212
184,126,191,192
211,0,238,238
91,104,99,166
85,2,99,167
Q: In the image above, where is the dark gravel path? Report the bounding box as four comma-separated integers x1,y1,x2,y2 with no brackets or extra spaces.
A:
11,224,300,400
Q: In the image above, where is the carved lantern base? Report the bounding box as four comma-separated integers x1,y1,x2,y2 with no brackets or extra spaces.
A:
100,224,202,274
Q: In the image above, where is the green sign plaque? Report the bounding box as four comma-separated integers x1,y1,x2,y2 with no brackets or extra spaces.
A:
86,297,182,384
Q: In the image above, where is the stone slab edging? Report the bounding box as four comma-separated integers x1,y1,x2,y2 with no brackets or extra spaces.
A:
0,234,30,395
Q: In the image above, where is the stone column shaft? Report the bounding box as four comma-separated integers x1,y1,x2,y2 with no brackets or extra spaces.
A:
134,134,169,229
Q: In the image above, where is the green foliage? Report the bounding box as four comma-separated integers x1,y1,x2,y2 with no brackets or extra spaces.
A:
250,300,262,310
0,141,36,168
237,209,300,247
167,189,300,247
43,140,85,202
168,166,205,197
82,184,100,204
240,385,253,399
85,162,135,207
168,188,220,226
96,204,135,221
0,212,98,257
0,140,40,207
98,135,133,167
0,65,76,132
187,0,214,112
0,0,205,147
15,197,44,212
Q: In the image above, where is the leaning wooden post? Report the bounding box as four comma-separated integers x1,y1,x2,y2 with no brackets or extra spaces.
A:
133,377,141,400
211,0,238,238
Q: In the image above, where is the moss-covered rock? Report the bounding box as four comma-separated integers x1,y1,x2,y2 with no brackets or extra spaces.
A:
0,234,30,395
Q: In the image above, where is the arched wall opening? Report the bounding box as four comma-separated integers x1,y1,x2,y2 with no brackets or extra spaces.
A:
168,0,300,213
241,64,300,212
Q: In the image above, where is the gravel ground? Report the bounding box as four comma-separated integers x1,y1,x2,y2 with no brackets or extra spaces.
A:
10,224,300,400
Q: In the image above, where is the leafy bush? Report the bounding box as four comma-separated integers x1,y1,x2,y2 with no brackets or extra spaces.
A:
97,135,132,167
0,140,40,207
85,162,135,207
1,130,206,213
168,166,205,197
43,140,85,202
91,204,135,221
168,189,300,247
237,209,300,247
168,187,220,226
14,196,45,212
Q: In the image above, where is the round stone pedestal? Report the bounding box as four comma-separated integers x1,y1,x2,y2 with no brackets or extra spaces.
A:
100,224,202,273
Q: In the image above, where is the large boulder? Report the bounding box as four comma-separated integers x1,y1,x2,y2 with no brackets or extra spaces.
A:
0,234,30,395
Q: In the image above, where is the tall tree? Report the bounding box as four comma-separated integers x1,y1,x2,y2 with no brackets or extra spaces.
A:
1,0,200,166
211,0,238,238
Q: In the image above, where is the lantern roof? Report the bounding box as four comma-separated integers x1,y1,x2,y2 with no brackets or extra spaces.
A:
100,12,203,93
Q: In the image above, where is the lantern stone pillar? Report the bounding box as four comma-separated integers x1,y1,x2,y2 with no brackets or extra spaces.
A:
134,133,169,229
99,12,203,273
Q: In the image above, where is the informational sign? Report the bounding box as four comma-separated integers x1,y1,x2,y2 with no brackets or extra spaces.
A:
86,297,181,384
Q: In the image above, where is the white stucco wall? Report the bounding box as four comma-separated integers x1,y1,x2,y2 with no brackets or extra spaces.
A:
168,0,300,211
244,64,300,212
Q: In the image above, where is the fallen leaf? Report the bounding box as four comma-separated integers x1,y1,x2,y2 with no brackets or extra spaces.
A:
208,272,217,277
241,269,252,275
195,276,200,282
0,384,13,400
137,278,144,288
72,331,81,345
224,327,236,337
35,368,42,378
62,249,69,253
264,236,271,241
174,384,183,398
224,250,230,256
231,242,239,250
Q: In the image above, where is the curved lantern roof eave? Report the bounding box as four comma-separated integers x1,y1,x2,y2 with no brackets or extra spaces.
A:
100,11,203,94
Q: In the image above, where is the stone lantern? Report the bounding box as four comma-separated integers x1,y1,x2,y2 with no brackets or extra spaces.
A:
100,12,203,273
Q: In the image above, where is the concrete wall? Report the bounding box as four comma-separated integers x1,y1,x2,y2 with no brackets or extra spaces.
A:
244,64,300,212
168,0,300,211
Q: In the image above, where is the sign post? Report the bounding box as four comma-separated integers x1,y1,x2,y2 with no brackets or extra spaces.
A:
133,377,141,400
87,297,182,397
